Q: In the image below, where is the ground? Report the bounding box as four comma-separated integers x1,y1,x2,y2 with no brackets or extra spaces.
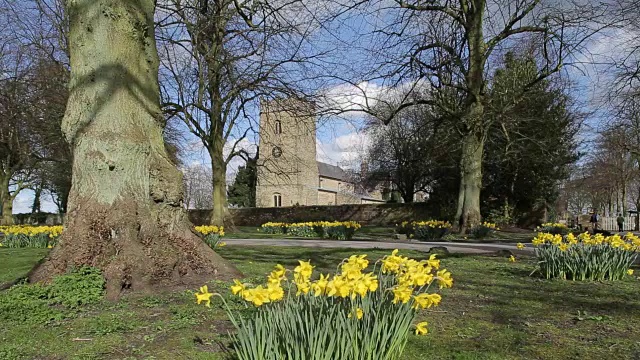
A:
1,246,639,360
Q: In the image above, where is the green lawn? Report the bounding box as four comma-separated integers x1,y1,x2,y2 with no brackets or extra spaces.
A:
0,248,49,285
1,246,639,359
226,225,534,243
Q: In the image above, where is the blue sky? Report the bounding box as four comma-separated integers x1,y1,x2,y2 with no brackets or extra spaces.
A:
12,2,639,213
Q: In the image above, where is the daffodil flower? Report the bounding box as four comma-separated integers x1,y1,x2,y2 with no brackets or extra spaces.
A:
415,322,428,335
195,285,214,307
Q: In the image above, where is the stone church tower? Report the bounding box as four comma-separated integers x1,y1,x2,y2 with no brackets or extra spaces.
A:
256,98,319,207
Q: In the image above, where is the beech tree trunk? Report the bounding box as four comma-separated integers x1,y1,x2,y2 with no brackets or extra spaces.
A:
0,174,13,225
30,0,240,299
209,144,228,227
454,4,485,233
455,128,483,232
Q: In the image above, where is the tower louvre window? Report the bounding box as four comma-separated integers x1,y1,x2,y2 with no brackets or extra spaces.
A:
273,194,282,207
275,120,282,134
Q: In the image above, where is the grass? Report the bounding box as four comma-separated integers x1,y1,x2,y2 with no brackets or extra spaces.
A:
226,225,534,243
0,248,48,285
1,246,639,359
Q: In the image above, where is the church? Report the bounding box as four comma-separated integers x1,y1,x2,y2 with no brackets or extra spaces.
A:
255,98,386,208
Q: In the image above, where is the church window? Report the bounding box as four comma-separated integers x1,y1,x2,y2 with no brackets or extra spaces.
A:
274,120,282,134
273,194,282,207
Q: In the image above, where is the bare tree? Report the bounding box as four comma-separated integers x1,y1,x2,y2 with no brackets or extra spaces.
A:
156,0,318,225
183,164,214,210
0,48,36,224
331,0,607,231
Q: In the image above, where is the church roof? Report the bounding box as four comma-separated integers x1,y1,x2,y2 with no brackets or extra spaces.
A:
317,161,349,181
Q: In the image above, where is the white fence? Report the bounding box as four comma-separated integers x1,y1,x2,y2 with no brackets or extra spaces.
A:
596,216,637,231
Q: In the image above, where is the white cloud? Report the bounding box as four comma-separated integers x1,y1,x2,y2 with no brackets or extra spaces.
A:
319,81,386,115
316,131,370,170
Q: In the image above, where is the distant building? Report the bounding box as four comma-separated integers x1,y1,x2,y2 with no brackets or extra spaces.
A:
255,98,385,207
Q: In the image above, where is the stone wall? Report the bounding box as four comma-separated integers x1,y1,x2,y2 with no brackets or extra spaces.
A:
2,213,65,226
189,203,436,226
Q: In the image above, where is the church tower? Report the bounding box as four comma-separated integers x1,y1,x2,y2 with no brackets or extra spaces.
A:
256,98,319,207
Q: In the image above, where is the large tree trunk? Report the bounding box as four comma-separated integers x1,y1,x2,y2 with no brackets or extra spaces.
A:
210,145,228,227
454,4,485,233
30,0,240,300
0,174,13,225
455,129,483,232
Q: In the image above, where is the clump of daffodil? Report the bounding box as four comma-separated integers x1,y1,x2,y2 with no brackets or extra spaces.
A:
259,221,363,240
194,225,225,249
0,225,63,248
410,220,452,240
531,232,639,281
196,249,453,360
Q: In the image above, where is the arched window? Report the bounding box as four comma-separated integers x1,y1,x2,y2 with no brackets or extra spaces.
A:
273,193,282,207
274,120,282,134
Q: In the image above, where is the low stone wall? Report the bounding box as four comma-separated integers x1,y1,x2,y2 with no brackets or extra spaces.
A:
4,213,65,226
189,203,436,226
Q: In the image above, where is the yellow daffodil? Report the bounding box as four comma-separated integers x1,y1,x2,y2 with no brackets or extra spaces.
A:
392,285,413,304
509,255,516,262
312,274,330,296
195,285,214,307
348,307,364,320
231,279,248,296
294,260,314,281
412,293,442,309
295,280,311,296
415,321,428,335
267,283,284,301
436,269,453,288
516,243,525,249
243,286,271,306
218,242,226,247
628,269,634,276
426,254,440,269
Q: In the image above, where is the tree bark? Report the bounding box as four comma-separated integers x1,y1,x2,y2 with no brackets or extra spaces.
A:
30,0,240,299
454,2,485,233
455,128,484,232
0,174,13,225
210,145,228,227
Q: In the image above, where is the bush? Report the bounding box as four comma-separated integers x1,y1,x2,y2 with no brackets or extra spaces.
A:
194,225,226,249
412,221,452,241
259,222,287,234
530,232,639,280
196,250,453,360
470,222,499,239
536,222,569,235
0,225,63,248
